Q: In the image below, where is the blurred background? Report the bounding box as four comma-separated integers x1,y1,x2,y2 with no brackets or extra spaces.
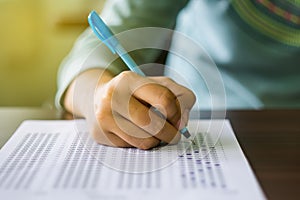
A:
0,0,106,107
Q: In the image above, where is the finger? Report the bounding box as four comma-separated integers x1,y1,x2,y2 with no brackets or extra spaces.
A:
132,83,181,126
150,77,196,109
91,103,133,148
150,77,196,127
110,114,161,150
90,122,133,148
111,72,181,127
114,97,181,144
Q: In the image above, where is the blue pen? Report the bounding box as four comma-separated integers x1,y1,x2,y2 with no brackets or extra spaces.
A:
88,10,191,139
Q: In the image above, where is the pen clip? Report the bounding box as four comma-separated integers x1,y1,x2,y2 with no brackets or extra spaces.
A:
88,10,118,54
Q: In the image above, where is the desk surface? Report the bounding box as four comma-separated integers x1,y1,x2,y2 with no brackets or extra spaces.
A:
0,107,299,200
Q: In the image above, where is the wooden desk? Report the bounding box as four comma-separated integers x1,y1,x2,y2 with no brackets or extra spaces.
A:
0,108,299,200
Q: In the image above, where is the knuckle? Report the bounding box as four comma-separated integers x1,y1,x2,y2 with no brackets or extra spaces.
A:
95,85,114,107
187,90,196,105
94,104,112,128
192,91,196,102
104,81,116,96
95,108,108,122
155,76,175,85
115,71,132,81
95,102,111,122
163,77,175,84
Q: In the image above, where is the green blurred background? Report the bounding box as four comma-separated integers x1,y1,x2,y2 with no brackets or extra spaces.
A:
0,0,106,107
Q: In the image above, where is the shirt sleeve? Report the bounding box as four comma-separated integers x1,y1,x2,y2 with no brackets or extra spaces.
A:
55,0,188,109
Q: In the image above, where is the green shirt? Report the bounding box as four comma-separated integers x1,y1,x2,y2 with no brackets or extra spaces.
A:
56,0,300,109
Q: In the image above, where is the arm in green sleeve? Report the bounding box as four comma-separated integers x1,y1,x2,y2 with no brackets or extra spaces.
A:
55,0,189,109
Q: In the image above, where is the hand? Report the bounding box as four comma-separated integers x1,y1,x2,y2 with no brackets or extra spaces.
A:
64,69,195,149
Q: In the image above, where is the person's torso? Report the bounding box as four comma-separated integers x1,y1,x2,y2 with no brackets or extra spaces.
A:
166,0,300,108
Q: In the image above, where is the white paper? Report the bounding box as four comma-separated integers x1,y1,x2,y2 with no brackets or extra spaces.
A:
0,119,265,199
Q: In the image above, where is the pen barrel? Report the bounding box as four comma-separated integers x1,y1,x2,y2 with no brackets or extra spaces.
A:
114,45,146,76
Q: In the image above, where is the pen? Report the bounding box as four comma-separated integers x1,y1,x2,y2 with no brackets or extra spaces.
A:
88,10,191,139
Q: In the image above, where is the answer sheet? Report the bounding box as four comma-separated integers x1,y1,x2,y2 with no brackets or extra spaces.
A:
0,119,265,199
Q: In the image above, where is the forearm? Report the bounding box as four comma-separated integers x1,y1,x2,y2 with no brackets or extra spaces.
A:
56,0,188,109
63,68,114,118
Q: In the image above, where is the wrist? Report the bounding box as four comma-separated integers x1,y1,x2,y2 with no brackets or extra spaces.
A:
63,68,114,118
